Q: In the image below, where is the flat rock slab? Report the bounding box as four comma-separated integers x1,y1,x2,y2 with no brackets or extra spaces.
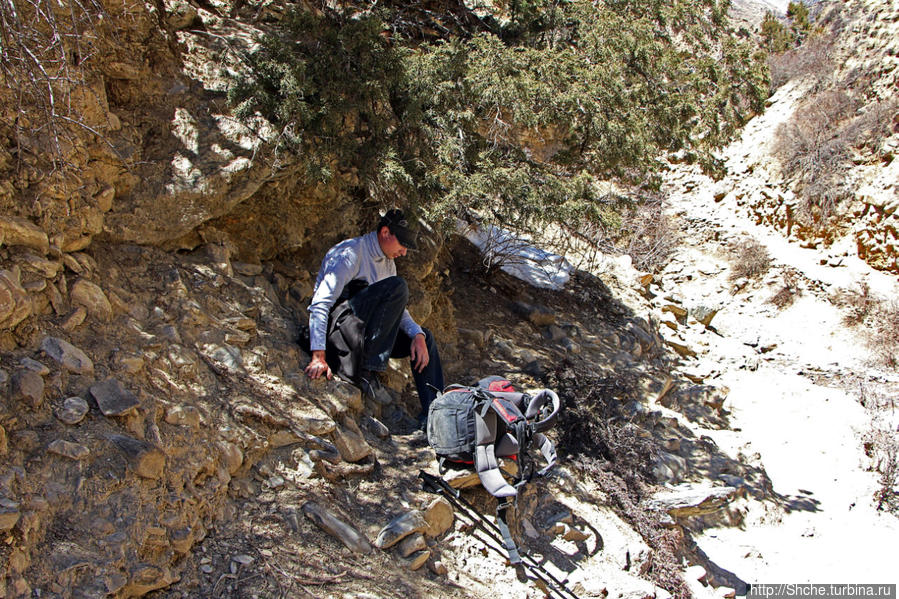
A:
644,484,737,524
41,336,94,375
90,378,140,416
0,499,20,531
48,439,90,460
301,501,371,554
375,511,428,550
403,549,430,571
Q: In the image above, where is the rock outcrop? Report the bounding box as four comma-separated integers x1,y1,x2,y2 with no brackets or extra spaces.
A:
1,0,896,597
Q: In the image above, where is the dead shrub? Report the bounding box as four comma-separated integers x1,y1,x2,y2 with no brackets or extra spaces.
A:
729,238,771,281
620,195,681,274
834,281,878,326
552,367,691,599
774,89,857,229
774,87,896,234
841,98,899,154
834,285,899,369
768,33,835,90
0,0,113,169
769,269,802,309
870,299,899,369
534,190,679,276
858,384,898,515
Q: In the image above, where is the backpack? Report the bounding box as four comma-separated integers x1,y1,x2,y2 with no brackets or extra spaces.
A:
426,376,560,498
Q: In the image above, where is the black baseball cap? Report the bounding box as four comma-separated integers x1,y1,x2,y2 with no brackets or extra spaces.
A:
378,209,418,250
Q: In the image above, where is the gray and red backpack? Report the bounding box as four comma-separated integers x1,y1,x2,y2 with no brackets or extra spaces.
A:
426,375,560,497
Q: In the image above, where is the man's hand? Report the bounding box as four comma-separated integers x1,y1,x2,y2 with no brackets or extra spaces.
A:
305,350,332,380
410,333,429,373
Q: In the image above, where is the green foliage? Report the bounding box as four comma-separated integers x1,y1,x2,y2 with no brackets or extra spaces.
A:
761,12,794,53
761,2,812,53
787,2,810,30
228,1,768,243
228,12,407,185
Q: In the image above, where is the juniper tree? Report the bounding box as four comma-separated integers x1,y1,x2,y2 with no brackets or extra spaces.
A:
228,0,769,257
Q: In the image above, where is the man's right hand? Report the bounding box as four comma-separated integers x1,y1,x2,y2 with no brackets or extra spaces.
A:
304,350,332,380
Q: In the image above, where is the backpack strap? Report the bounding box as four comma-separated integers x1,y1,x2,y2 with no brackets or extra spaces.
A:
533,432,557,476
491,389,559,479
524,389,560,432
473,391,518,498
495,499,522,565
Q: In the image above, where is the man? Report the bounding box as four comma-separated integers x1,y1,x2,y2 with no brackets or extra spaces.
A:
304,209,444,427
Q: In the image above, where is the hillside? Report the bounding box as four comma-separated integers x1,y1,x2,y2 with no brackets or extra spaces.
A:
0,0,897,598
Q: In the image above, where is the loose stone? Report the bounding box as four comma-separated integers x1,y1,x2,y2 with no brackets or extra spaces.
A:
56,397,90,425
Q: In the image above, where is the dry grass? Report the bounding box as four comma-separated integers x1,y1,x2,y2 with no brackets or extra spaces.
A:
834,281,878,326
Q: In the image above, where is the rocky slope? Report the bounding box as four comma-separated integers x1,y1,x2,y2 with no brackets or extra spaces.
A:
732,0,899,273
0,0,897,598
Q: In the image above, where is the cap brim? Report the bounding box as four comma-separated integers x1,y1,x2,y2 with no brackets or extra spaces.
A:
398,236,418,250
391,226,418,250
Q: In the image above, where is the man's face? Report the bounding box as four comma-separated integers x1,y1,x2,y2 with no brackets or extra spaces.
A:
378,226,408,259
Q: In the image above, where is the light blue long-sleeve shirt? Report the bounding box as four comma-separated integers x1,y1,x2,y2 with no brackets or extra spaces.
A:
308,231,424,351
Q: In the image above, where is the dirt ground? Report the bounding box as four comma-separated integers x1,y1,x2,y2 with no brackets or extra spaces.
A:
147,235,662,599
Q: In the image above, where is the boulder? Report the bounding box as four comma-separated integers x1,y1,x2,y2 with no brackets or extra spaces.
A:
0,216,49,254
107,435,166,479
424,497,454,538
217,441,243,475
11,370,44,408
375,511,428,549
55,397,90,425
61,307,88,331
331,415,372,463
0,269,32,330
71,278,113,321
652,451,688,484
691,304,720,327
397,533,427,558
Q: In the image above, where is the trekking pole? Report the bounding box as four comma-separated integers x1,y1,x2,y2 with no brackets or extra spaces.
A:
419,471,581,599
420,472,573,599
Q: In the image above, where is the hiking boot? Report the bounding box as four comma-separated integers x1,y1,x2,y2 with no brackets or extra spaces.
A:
357,369,393,405
406,427,428,447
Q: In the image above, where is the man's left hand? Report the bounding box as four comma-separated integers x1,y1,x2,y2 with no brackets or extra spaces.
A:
410,333,429,372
